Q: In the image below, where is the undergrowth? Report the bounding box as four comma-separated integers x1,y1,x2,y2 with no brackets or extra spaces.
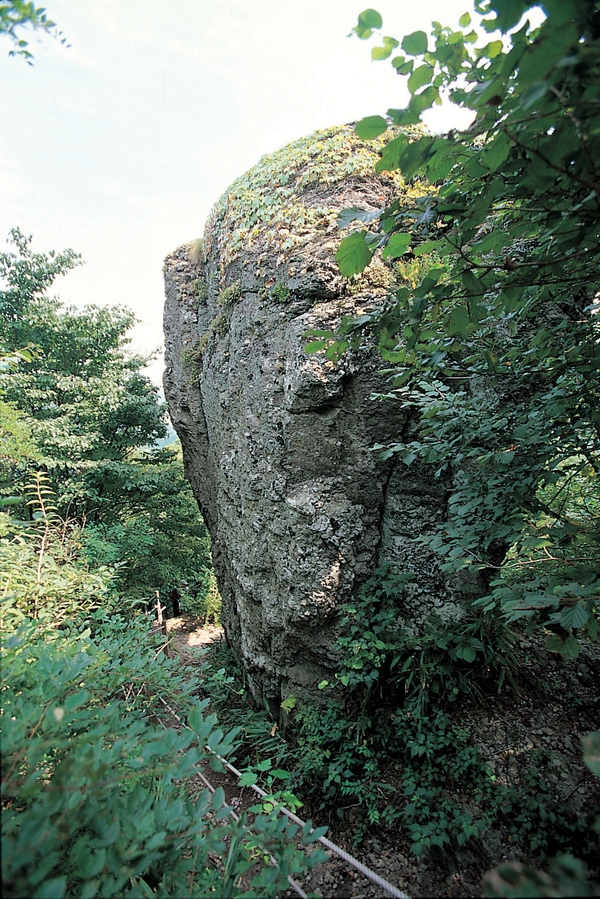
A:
1,484,326,898
198,567,599,871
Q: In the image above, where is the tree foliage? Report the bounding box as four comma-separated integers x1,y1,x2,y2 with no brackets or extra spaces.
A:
311,0,600,655
0,228,212,603
0,0,66,62
1,500,325,897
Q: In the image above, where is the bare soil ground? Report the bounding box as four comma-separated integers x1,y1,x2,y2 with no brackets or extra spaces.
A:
162,615,600,899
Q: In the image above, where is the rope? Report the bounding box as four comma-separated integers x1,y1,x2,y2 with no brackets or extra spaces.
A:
192,763,308,899
155,693,410,899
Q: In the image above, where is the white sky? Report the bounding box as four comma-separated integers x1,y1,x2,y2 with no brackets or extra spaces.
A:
0,0,474,383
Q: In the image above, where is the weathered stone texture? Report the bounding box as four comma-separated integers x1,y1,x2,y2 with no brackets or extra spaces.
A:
163,127,458,709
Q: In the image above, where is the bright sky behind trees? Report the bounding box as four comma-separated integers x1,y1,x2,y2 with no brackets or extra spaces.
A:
0,0,472,382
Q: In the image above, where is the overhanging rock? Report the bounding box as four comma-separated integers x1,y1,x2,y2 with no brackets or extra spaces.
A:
163,126,460,711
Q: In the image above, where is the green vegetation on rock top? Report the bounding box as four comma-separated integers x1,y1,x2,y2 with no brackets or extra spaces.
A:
202,124,408,276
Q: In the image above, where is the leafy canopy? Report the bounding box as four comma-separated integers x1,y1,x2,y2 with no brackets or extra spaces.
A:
0,229,212,603
310,0,600,655
0,0,66,63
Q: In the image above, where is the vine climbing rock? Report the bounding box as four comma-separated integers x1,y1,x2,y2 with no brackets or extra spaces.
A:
163,125,462,711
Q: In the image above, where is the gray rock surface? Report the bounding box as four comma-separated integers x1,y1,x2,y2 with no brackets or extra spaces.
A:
163,126,459,709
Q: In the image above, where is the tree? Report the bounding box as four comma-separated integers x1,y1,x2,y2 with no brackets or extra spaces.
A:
0,229,213,604
0,228,166,520
0,0,65,62
311,0,600,655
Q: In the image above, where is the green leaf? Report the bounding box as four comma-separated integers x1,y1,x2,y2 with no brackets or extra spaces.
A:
520,80,548,111
545,634,580,658
482,132,512,172
559,602,590,631
401,30,428,56
488,0,527,31
391,54,410,72
211,786,225,809
355,115,388,140
358,8,382,29
34,878,66,899
382,232,411,259
335,231,374,276
462,645,477,663
238,771,258,786
447,304,470,336
461,269,482,295
376,134,408,172
337,207,382,228
459,12,471,27
372,36,399,61
187,705,205,734
408,64,434,93
353,8,383,39
304,340,327,354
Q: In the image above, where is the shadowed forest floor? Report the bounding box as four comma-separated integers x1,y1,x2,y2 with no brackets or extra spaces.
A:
162,615,600,898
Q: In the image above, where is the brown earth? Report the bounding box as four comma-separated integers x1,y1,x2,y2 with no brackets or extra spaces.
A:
161,615,600,899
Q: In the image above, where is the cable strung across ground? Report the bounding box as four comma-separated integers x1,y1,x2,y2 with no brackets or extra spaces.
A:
155,692,410,899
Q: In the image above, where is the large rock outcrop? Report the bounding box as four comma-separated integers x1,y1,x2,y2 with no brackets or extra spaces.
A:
163,126,461,711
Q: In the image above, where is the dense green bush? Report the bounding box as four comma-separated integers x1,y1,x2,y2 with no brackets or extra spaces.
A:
2,613,327,898
1,489,325,898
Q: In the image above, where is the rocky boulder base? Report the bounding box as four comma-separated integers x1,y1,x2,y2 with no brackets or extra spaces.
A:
163,126,461,710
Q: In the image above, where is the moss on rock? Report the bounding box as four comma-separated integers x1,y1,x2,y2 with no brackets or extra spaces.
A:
196,124,429,284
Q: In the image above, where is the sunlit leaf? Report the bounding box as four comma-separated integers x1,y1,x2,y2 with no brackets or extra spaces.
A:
401,30,428,56
355,115,389,139
335,231,374,276
382,232,412,259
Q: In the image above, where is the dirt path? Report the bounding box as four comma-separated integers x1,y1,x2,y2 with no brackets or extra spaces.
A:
165,614,224,661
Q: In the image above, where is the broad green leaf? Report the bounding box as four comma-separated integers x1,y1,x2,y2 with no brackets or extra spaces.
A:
34,877,66,899
187,705,205,734
358,8,382,29
482,132,512,172
211,786,225,809
337,207,382,228
544,633,580,658
355,115,388,139
372,36,399,61
304,340,328,354
461,269,482,295
238,771,258,786
480,39,504,59
391,55,413,75
447,304,470,336
401,30,428,56
335,231,374,276
382,232,411,259
459,12,471,27
353,8,383,38
488,0,527,31
376,134,408,172
520,80,548,111
559,602,590,631
408,64,433,93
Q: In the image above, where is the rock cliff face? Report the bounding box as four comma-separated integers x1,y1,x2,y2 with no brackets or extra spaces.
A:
163,126,460,710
